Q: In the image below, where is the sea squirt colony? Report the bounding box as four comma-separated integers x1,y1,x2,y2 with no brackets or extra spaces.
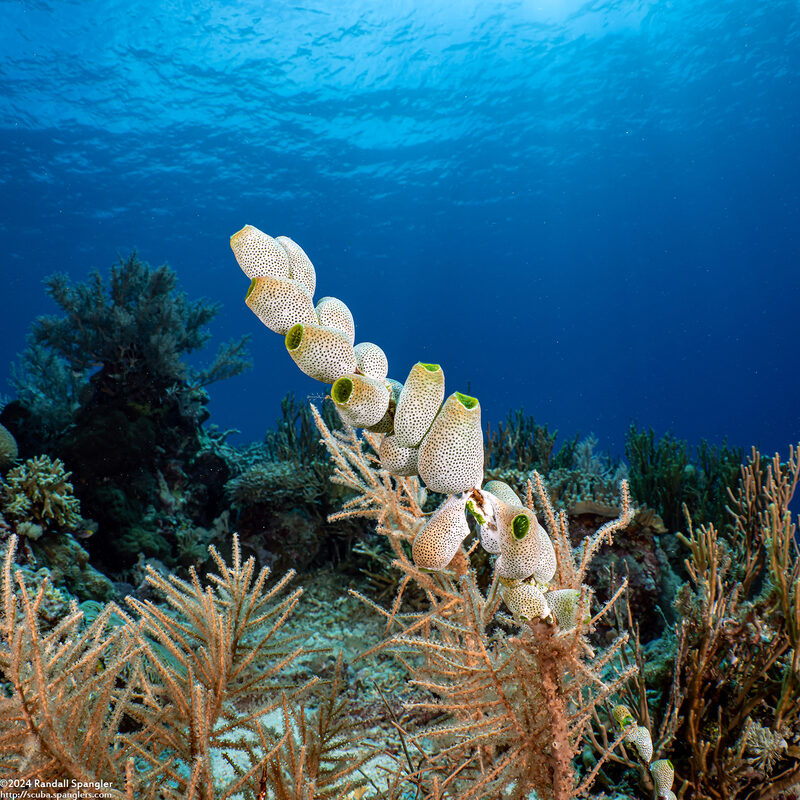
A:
231,223,678,799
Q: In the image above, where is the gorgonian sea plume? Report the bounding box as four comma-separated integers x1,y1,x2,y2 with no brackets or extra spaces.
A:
230,225,675,800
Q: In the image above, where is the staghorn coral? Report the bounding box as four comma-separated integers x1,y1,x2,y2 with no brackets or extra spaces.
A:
0,454,81,532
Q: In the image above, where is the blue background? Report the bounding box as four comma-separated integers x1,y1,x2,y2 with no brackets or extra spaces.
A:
1,0,798,454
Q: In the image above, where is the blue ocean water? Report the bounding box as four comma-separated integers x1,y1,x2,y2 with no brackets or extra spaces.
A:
1,0,798,455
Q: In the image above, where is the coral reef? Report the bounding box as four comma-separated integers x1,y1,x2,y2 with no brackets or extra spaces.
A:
567,504,670,642
486,426,667,640
227,225,677,799
1,222,794,800
5,252,250,571
314,412,642,799
484,407,577,474
32,530,114,601
0,454,112,601
0,455,81,532
224,393,372,574
0,422,18,472
0,533,370,799
619,446,800,799
227,460,318,508
625,424,742,534
22,252,248,406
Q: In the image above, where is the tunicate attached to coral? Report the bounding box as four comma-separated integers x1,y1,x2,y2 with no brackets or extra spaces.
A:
379,434,418,476
494,501,556,584
482,480,522,507
412,494,470,571
612,704,635,730
245,276,316,334
366,377,401,434
276,235,316,296
285,323,357,384
331,374,391,428
353,342,389,381
611,705,653,762
649,760,674,798
394,362,446,448
468,491,501,555
316,296,355,345
231,225,291,280
501,580,551,621
418,391,484,495
544,588,587,630
630,726,653,763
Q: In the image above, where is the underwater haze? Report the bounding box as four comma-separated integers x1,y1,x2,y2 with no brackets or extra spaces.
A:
1,0,799,454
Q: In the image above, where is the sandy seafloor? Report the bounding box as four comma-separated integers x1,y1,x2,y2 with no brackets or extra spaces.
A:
211,565,427,795
210,565,637,800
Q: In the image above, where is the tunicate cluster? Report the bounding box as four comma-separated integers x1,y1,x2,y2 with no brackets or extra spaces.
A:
612,705,676,799
231,225,595,625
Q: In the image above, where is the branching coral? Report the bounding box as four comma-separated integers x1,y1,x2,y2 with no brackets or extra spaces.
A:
485,423,626,514
0,455,81,532
625,425,742,534
8,252,252,570
24,253,250,400
11,253,251,453
0,532,371,798
621,445,800,800
228,224,673,799
484,408,577,475
312,409,637,799
262,654,373,799
8,343,86,443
